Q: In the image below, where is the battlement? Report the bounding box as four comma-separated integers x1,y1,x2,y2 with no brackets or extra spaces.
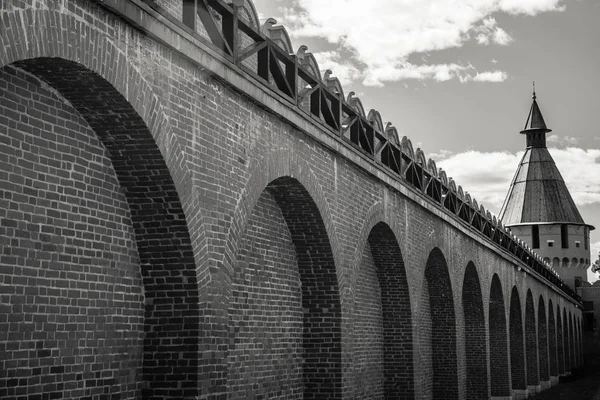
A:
131,0,576,300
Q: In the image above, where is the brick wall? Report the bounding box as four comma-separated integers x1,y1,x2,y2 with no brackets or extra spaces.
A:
538,297,549,381
354,242,384,399
422,248,458,399
367,222,413,399
557,307,566,374
564,309,572,372
525,291,539,386
489,274,510,396
510,287,526,391
228,190,303,399
548,300,558,377
0,1,588,398
462,263,488,400
0,65,144,399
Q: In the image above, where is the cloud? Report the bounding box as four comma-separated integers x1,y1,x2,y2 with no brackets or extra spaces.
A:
273,0,567,85
434,147,600,216
464,71,509,82
312,51,362,86
546,134,580,146
473,17,513,46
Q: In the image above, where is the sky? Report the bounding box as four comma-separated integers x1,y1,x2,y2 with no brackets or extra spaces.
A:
252,0,600,281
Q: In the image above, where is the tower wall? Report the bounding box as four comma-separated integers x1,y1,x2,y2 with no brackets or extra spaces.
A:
510,224,591,289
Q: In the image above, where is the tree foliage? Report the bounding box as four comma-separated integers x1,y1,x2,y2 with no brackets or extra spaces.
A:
592,252,600,273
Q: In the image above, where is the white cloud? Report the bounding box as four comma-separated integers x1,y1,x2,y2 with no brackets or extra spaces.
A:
546,134,580,146
436,150,522,215
434,147,600,216
312,51,362,87
275,0,567,85
473,17,513,46
465,70,509,82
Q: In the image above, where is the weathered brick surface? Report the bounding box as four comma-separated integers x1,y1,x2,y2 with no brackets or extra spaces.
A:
526,290,539,386
0,65,144,399
489,274,510,396
365,222,413,399
462,263,488,400
564,309,572,372
0,0,587,398
228,190,302,399
548,299,558,377
421,248,458,399
511,287,527,391
538,296,550,381
557,307,566,375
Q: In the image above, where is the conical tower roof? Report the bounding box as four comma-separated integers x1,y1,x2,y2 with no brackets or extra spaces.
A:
521,91,551,133
499,91,588,227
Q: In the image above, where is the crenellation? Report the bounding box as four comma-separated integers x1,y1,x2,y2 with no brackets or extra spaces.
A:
0,0,586,399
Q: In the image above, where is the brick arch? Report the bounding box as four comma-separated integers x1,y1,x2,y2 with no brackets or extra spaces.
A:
569,312,575,369
538,296,549,383
0,57,200,398
420,247,458,399
361,221,414,399
489,274,510,397
462,262,488,399
0,7,203,263
563,308,571,372
224,148,343,290
580,317,584,365
510,286,526,393
525,290,539,389
226,172,342,399
556,306,565,375
548,299,558,378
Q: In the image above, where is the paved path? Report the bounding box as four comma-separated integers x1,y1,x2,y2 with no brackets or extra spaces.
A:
531,354,600,400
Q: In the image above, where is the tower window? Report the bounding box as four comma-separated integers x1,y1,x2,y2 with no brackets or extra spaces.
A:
575,241,581,248
532,225,539,249
548,240,554,247
585,227,589,250
561,224,569,249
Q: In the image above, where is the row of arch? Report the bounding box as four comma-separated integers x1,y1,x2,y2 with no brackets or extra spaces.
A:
544,256,590,268
229,170,585,399
0,9,584,398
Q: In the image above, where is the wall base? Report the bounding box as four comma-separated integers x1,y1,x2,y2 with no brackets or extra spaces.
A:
540,380,551,391
527,384,541,394
550,376,560,386
513,389,528,399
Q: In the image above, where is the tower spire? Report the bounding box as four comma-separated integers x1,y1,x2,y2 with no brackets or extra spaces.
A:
520,85,551,148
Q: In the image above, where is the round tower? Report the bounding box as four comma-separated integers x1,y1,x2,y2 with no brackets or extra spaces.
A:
499,88,595,290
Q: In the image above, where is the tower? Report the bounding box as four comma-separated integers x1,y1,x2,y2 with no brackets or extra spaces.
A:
499,88,594,290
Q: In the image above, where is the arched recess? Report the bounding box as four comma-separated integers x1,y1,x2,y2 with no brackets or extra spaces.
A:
0,59,200,399
353,221,414,398
525,290,539,388
548,299,558,378
538,296,549,383
420,248,458,399
489,274,510,397
228,176,342,399
462,263,488,400
563,309,571,373
510,287,526,393
569,313,576,369
579,318,584,366
556,306,565,375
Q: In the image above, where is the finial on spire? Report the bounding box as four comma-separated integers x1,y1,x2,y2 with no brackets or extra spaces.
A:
532,81,536,100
